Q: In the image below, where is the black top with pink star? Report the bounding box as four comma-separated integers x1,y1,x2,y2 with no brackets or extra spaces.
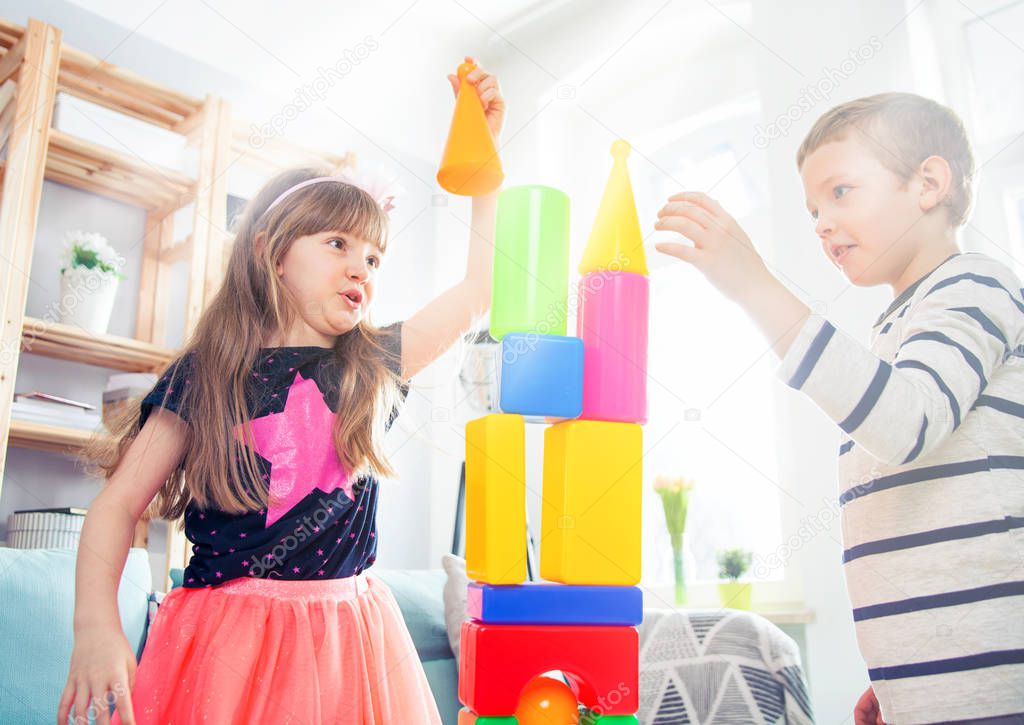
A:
139,322,407,588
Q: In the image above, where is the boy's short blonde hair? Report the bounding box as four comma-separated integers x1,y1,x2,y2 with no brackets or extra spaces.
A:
796,92,975,227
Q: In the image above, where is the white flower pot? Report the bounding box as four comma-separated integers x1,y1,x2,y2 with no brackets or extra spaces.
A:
58,267,119,335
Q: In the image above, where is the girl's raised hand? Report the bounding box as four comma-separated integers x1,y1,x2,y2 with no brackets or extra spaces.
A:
654,191,770,304
447,55,505,141
57,626,137,725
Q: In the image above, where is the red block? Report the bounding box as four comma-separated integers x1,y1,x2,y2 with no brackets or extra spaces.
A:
459,621,638,716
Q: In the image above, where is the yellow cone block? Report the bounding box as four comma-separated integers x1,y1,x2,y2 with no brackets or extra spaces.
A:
578,139,648,276
465,414,527,584
541,420,642,585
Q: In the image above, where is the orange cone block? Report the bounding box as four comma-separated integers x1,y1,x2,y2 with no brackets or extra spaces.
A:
437,61,504,196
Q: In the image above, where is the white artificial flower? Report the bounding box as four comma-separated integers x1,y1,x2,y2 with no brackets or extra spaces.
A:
60,230,124,275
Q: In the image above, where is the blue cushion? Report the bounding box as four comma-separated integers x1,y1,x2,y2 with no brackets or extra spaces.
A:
421,657,461,724
0,546,151,724
372,568,453,662
498,333,584,421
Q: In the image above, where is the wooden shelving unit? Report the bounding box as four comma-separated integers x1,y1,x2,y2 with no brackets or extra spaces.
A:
0,16,358,590
0,17,232,588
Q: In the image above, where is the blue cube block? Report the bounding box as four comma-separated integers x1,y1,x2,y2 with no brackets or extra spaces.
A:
467,582,643,625
498,333,583,421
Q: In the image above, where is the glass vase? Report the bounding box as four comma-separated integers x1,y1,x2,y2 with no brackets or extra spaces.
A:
671,533,686,606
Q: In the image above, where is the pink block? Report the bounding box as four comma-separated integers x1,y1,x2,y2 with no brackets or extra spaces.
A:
576,271,649,424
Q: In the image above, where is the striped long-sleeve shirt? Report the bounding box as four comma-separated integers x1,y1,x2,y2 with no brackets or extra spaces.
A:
777,252,1024,724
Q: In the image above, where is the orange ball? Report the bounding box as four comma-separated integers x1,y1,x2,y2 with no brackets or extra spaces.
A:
515,676,580,725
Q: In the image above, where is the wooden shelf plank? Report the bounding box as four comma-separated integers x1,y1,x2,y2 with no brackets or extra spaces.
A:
0,18,202,130
21,316,175,372
45,129,196,210
0,25,24,85
0,129,197,210
230,120,355,173
161,233,193,265
8,418,102,455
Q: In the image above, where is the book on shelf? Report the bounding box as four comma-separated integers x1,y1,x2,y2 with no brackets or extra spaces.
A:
104,372,158,403
10,406,104,430
102,372,158,430
11,391,103,430
13,392,96,411
13,506,88,516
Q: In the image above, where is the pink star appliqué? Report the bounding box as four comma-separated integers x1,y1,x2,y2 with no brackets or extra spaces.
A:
237,370,354,528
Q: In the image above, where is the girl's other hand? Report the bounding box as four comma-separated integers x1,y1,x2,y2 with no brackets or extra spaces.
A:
57,626,137,725
447,55,505,141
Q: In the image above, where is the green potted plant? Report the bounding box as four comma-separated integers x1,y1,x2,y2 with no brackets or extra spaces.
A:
653,474,694,605
58,230,125,334
717,548,753,610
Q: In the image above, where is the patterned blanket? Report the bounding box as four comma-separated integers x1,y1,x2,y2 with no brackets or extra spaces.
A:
638,608,814,724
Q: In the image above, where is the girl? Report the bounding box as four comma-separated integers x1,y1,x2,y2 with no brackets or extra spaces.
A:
57,59,505,725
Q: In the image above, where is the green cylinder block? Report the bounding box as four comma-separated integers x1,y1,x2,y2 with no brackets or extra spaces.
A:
489,184,570,341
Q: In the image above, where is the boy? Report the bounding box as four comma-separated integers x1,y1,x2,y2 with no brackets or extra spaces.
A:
654,92,1024,724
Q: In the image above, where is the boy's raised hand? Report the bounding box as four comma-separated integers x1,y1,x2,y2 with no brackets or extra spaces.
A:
654,191,770,304
447,55,505,142
654,191,811,359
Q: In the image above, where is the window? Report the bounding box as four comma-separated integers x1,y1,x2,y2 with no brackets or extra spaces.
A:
963,0,1024,277
638,126,786,589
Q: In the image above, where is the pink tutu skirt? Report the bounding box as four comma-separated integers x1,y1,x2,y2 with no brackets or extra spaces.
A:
112,573,442,725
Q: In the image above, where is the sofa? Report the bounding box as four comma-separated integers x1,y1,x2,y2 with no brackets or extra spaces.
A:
1,546,814,724
0,547,462,724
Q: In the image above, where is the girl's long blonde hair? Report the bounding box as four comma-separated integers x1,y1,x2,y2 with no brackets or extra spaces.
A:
82,167,406,520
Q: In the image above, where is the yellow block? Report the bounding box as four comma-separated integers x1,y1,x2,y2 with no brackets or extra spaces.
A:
541,420,643,585
465,414,527,584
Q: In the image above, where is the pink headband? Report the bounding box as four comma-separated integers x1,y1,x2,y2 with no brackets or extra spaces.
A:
260,172,398,220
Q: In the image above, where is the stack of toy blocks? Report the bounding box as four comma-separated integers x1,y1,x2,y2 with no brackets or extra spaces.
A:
459,140,649,724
